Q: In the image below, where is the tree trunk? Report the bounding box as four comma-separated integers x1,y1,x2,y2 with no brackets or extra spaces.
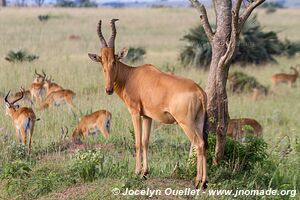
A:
205,0,232,164
190,0,265,163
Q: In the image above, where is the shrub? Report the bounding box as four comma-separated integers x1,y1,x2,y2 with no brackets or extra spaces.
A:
124,47,146,63
180,17,300,69
55,0,76,7
228,71,268,94
5,49,39,63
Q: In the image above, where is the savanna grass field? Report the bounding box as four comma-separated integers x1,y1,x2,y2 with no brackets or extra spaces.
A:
0,7,299,200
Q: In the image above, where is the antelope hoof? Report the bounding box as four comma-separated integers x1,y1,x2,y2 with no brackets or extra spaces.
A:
142,170,149,180
202,180,208,190
135,170,141,176
195,179,200,189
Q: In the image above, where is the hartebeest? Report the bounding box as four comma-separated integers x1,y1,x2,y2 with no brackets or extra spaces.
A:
72,110,112,143
227,118,262,141
88,19,208,189
272,66,299,88
39,89,76,111
4,89,39,154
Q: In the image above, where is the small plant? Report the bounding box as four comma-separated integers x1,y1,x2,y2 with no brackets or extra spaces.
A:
69,149,104,182
5,49,39,63
38,14,49,22
228,71,268,94
124,47,146,63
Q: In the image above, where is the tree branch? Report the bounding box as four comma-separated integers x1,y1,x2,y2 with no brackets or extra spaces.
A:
239,0,266,27
189,0,214,42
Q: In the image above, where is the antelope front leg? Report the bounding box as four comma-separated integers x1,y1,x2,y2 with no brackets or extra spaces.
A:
131,114,142,175
142,116,152,178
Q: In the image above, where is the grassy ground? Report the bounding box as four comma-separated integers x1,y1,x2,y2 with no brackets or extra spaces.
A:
0,7,299,200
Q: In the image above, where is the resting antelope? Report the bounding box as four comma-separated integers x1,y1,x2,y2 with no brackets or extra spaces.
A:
227,118,262,141
72,110,112,143
88,19,208,189
39,89,76,111
272,66,298,88
4,89,39,154
43,76,64,95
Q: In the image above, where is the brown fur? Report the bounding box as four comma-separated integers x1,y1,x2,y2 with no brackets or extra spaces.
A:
43,79,64,95
88,20,207,189
227,118,263,141
5,91,39,155
72,110,112,142
272,67,298,88
39,89,76,110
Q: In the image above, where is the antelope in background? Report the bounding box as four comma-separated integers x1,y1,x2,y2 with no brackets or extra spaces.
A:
39,89,77,111
9,87,33,106
272,66,299,88
227,118,262,141
4,89,40,155
30,70,47,104
43,76,64,95
88,19,208,189
72,110,112,144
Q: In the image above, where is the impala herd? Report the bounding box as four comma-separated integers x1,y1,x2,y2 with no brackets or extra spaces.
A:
2,19,299,190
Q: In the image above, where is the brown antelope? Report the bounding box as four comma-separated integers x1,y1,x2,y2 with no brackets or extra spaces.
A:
227,118,262,141
88,19,208,189
251,86,268,101
30,70,47,104
43,76,64,95
10,87,33,106
72,110,112,143
39,89,76,111
272,66,299,88
4,89,39,154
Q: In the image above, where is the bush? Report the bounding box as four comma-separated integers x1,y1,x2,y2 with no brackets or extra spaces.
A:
5,49,39,63
228,71,268,93
124,47,146,63
180,17,300,69
69,149,104,182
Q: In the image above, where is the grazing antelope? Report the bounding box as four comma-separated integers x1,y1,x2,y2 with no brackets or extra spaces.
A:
4,89,39,154
39,89,76,111
227,118,262,141
88,19,207,189
72,110,112,143
272,66,299,88
43,76,64,95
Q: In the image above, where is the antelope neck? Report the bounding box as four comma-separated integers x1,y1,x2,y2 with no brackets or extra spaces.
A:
113,61,133,96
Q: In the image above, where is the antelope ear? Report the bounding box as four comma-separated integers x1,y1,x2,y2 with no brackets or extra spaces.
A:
88,53,102,62
117,48,128,60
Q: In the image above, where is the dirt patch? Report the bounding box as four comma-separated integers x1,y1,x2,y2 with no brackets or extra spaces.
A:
39,183,96,200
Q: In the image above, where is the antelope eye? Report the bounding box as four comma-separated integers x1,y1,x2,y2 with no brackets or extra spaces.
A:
104,69,107,73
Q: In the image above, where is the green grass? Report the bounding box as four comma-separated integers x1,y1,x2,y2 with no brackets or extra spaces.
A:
0,7,299,200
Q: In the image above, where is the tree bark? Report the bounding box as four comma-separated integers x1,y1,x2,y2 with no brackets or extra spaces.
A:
190,0,265,163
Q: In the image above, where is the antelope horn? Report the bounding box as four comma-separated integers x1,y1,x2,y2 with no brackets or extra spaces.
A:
108,19,119,48
35,69,43,77
42,70,46,79
4,90,11,104
97,20,108,48
11,88,24,105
